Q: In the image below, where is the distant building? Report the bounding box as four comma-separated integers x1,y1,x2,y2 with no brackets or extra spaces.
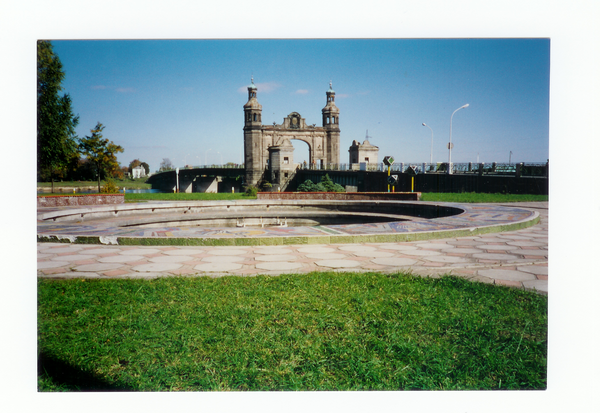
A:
132,165,147,179
349,136,379,167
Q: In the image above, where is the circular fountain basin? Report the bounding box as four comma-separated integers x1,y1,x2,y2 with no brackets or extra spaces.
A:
37,199,539,246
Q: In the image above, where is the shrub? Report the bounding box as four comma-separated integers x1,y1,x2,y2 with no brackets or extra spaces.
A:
101,177,120,194
297,179,318,192
298,174,345,192
244,185,258,197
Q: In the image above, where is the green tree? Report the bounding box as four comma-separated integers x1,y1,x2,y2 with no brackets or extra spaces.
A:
140,162,150,175
159,158,173,172
37,40,80,192
128,159,142,175
79,123,124,193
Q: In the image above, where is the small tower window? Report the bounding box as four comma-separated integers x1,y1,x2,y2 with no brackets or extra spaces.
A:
253,113,257,121
284,157,289,164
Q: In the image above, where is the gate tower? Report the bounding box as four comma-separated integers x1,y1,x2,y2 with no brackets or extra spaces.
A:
243,79,340,187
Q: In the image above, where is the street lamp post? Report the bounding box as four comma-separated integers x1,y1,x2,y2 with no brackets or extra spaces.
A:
448,103,469,174
422,123,434,167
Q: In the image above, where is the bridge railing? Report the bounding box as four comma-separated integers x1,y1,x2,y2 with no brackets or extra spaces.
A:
164,162,547,177
178,164,245,170
296,162,548,177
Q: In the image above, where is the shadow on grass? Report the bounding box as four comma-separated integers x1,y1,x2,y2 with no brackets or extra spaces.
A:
38,351,133,392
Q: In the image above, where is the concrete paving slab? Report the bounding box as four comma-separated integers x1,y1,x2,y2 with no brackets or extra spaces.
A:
305,253,348,260
495,235,534,240
254,255,298,262
442,248,481,254
255,262,304,271
120,248,163,255
402,250,442,256
515,249,548,256
522,279,548,293
479,269,537,281
149,255,194,263
517,265,549,275
131,263,183,272
371,257,418,266
338,245,378,252
423,256,471,263
379,245,418,251
194,263,244,272
475,245,519,251
351,251,395,258
315,260,361,268
161,249,206,255
472,253,520,261
507,241,546,247
201,255,246,263
253,248,294,255
39,272,104,279
207,249,250,256
419,243,455,250
82,248,123,255
98,255,146,263
297,247,337,254
39,246,84,254
50,254,96,261
74,263,124,271
448,240,485,246
38,261,71,269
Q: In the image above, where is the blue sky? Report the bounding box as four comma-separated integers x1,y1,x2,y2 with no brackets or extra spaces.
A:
52,39,549,172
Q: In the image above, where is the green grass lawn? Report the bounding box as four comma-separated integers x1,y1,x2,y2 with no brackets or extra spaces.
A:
123,192,545,203
420,192,548,203
38,272,547,391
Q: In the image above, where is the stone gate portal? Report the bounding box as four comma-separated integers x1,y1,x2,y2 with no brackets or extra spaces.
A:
243,79,340,187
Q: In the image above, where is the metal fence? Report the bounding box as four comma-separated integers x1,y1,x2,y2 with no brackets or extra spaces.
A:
167,161,548,178
295,162,548,177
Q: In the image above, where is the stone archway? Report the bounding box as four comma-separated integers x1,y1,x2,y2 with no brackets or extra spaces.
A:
244,83,340,186
289,137,311,166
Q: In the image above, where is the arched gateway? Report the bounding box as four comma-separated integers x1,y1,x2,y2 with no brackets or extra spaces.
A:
244,78,340,187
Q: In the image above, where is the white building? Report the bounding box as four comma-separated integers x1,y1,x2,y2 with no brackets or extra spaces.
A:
132,165,147,179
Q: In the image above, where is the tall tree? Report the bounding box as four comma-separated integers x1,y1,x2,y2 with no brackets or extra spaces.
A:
159,158,173,172
128,159,142,174
37,40,80,192
140,162,150,176
79,123,124,193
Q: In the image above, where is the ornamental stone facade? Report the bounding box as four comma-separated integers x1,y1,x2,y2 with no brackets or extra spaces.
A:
243,78,340,187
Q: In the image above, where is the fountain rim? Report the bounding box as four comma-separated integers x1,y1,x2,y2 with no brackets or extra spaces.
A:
37,200,540,246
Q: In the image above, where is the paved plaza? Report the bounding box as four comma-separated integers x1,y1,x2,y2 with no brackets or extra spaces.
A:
37,202,548,294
